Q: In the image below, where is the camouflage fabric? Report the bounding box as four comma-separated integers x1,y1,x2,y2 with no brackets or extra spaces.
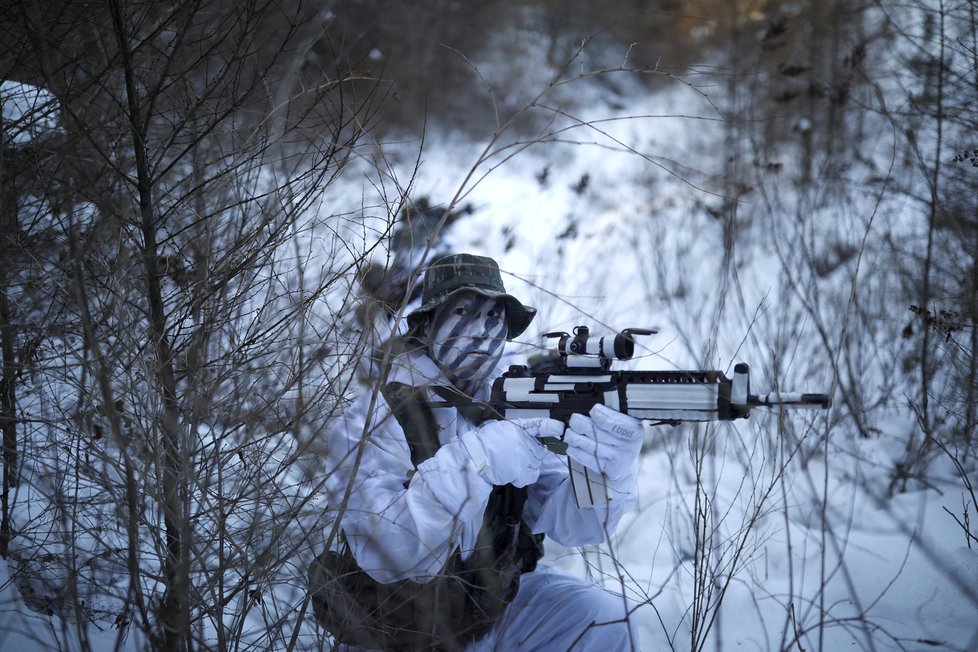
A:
308,382,544,650
406,253,536,340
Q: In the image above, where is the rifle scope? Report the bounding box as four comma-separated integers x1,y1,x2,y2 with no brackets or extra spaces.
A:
544,326,656,369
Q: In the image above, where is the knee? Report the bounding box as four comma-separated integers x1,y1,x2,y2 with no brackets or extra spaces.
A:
505,569,640,650
597,585,630,618
572,586,639,649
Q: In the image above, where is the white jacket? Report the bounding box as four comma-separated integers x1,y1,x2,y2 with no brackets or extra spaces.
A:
324,349,635,583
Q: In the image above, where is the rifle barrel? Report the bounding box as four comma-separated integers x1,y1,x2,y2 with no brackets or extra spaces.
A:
749,393,831,409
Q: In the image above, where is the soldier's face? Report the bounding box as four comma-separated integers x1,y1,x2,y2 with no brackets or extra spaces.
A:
428,291,508,386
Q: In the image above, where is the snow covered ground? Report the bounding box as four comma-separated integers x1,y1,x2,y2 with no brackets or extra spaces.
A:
3,13,978,651
338,60,978,650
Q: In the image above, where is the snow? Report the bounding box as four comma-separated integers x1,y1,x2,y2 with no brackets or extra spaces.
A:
0,550,147,650
343,46,978,649
3,7,977,651
1,81,61,145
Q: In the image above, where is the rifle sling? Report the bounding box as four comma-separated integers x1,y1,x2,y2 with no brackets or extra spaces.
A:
381,382,441,468
427,385,503,425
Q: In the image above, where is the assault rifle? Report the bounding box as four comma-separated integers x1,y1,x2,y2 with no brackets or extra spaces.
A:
488,326,831,507
491,326,830,425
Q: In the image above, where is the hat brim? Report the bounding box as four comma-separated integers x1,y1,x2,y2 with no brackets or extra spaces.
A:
406,286,536,340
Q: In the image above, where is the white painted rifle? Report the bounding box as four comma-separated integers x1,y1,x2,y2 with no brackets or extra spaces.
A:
491,326,831,438
488,326,831,507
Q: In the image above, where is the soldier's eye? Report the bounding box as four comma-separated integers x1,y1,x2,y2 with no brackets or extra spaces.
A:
453,307,469,316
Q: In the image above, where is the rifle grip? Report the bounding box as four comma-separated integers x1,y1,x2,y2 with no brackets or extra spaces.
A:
538,435,567,455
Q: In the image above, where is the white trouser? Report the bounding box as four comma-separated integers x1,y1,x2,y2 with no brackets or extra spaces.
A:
335,564,640,652
469,564,640,652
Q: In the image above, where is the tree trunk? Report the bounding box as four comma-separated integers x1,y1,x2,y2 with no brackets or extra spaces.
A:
0,132,20,559
109,1,189,647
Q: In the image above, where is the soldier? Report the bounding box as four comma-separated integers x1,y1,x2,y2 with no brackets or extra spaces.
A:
311,253,643,651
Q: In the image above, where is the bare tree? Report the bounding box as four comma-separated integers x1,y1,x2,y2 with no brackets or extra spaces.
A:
1,0,389,649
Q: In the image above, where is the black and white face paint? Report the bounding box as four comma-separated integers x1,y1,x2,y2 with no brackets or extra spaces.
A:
427,291,508,392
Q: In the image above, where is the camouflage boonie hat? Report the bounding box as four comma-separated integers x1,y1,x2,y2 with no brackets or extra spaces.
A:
407,253,536,340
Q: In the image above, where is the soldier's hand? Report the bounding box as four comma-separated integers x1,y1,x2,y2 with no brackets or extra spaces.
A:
563,404,644,488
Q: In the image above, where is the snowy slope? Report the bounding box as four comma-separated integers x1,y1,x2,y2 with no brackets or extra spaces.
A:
3,12,978,651
347,60,978,650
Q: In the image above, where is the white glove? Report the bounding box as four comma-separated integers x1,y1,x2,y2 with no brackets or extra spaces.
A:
459,418,563,487
563,404,644,491
510,417,566,441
